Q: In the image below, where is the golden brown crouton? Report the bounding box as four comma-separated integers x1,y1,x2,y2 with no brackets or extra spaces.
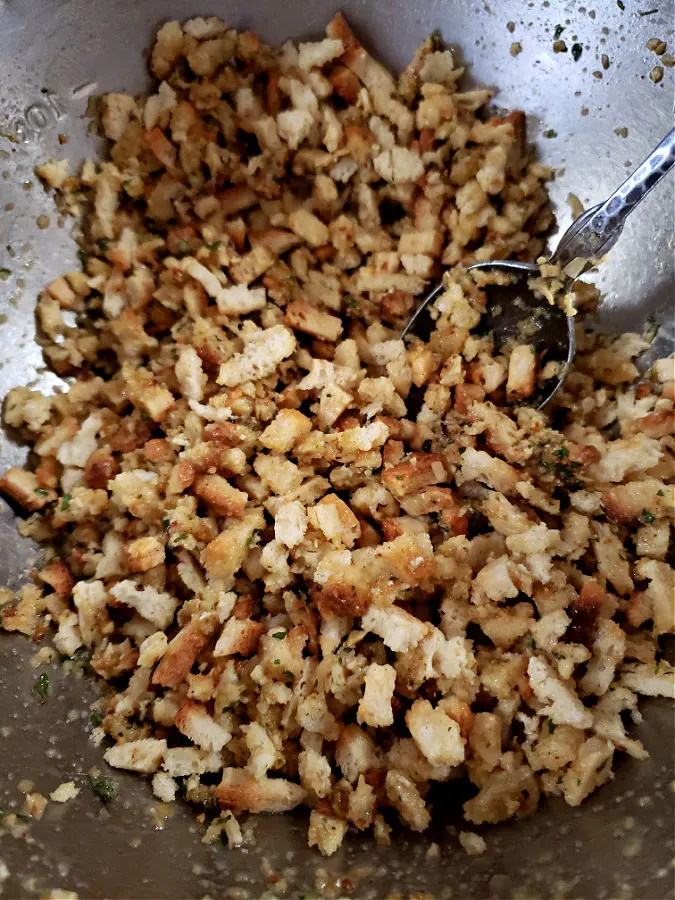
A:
152,618,217,689
194,474,248,517
216,769,305,813
382,452,446,499
284,299,343,342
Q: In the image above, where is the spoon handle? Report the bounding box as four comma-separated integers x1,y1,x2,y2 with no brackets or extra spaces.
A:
552,126,675,268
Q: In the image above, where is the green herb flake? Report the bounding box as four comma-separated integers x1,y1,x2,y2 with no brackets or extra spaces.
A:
571,43,583,61
61,493,72,511
458,447,466,455
640,510,655,524
617,0,625,8
554,447,569,458
0,267,11,280
204,241,221,251
547,720,557,734
35,487,49,497
638,8,659,15
77,249,88,267
274,659,280,665
543,129,558,139
162,518,170,531
657,489,664,497
98,240,108,253
272,632,286,640
89,711,102,727
554,24,565,39
89,773,117,804
174,532,189,542
283,670,295,680
33,672,49,702
643,315,660,342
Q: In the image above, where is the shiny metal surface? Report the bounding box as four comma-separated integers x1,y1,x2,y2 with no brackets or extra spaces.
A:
0,1,673,897
552,125,675,267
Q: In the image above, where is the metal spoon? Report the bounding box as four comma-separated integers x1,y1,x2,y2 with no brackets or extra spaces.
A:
402,126,675,409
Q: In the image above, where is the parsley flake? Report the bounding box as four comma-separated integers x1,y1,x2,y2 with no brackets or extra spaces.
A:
89,773,117,804
33,672,49,702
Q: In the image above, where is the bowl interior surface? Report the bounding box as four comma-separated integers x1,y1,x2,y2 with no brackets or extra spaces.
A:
0,1,673,897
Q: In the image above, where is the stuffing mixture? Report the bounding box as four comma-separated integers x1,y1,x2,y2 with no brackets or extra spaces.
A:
1,13,673,857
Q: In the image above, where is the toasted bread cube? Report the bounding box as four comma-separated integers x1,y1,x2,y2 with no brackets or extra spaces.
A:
277,108,314,149
298,747,332,798
194,474,248,517
125,536,165,573
284,299,343,342
298,38,345,70
602,479,673,525
46,275,79,308
288,208,330,247
110,580,178,629
311,493,361,548
254,454,303,494
217,325,296,387
362,604,429,652
357,663,396,727
398,231,443,256
382,452,446,499
151,619,216,689
506,344,537,400
151,21,184,78
335,724,380,783
308,810,348,856
260,409,313,453
385,770,430,832
138,631,168,667
373,147,424,184
175,700,231,752
317,384,353,431
0,467,55,510
104,738,167,773
216,769,305,813
139,383,175,421
274,500,308,548
229,245,275,285
527,657,593,729
202,509,265,579
457,447,521,495
213,618,265,657
406,699,466,767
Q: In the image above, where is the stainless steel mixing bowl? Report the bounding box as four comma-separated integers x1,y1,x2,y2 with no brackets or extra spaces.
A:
0,1,673,897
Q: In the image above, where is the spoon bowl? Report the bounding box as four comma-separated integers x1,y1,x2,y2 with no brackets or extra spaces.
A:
401,127,675,408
